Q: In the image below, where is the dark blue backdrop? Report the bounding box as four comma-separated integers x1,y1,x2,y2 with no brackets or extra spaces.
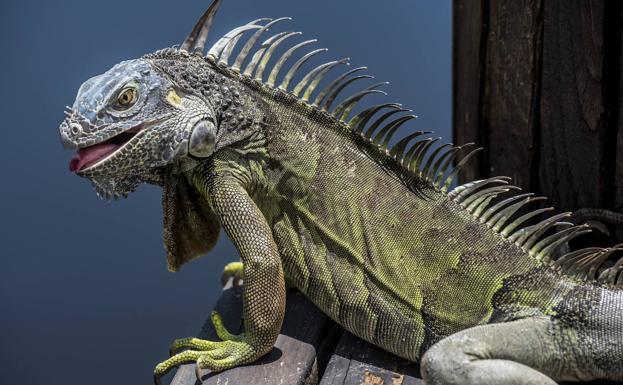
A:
0,1,451,384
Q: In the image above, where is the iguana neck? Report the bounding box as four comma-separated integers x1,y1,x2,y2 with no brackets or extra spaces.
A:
147,53,273,187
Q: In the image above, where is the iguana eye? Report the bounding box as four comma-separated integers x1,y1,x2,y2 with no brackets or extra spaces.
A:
115,87,138,109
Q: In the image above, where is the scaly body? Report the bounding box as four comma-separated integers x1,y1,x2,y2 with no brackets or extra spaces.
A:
60,2,623,384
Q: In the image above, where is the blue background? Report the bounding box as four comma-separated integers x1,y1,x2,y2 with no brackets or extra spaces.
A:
0,1,451,384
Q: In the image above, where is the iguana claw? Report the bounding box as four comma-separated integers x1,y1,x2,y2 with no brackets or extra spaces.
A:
153,374,163,385
221,261,244,287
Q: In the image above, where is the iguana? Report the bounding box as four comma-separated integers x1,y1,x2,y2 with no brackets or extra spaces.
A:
59,1,623,384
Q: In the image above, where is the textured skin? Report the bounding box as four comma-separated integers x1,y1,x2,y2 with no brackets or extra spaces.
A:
60,17,623,385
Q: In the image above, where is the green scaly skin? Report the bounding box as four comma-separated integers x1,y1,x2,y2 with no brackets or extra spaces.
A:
59,5,623,384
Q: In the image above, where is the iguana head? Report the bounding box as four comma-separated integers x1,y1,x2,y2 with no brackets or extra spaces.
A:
59,57,217,199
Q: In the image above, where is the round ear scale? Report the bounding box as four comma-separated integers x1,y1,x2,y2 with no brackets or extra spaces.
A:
189,119,217,158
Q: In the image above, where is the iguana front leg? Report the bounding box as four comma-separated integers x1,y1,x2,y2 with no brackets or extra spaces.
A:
154,176,286,382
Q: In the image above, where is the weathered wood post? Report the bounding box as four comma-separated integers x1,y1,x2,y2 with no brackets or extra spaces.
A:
453,0,622,239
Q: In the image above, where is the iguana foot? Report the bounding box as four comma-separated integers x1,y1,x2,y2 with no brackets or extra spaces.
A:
221,261,243,287
154,311,253,384
155,340,256,380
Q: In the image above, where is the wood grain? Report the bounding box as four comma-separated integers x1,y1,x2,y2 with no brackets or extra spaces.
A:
452,0,486,183
539,0,606,209
485,0,543,190
453,0,623,222
320,332,423,385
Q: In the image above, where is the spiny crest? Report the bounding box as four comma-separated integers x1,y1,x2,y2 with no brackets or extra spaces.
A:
177,0,623,288
450,177,623,287
174,0,479,193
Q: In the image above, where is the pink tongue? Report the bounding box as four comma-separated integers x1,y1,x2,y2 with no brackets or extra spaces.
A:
69,143,119,172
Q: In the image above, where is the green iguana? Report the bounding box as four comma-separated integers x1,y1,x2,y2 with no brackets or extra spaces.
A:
59,1,623,384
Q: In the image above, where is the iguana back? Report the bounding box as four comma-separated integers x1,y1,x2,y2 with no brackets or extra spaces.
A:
204,72,589,360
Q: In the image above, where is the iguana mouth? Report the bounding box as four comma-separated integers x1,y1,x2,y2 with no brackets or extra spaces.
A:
69,126,141,172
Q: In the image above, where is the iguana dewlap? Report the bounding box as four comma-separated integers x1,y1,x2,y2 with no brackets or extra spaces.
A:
59,1,623,384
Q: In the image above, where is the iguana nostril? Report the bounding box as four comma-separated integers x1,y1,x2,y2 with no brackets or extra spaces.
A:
70,122,82,135
59,122,78,150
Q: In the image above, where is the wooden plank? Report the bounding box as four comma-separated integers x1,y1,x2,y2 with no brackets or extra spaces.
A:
168,286,334,385
615,0,623,213
454,0,543,189
539,0,607,210
484,0,543,190
453,0,623,217
610,2,623,239
452,0,485,183
320,332,423,385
